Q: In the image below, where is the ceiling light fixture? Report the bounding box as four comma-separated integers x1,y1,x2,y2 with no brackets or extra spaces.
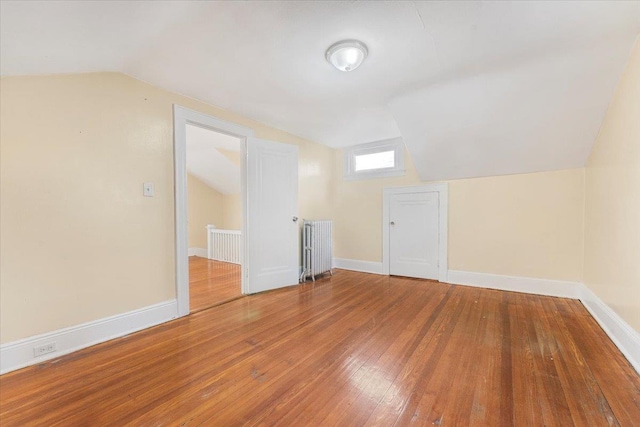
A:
326,40,368,72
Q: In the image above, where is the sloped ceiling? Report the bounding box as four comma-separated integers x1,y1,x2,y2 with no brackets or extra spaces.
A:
389,41,634,181
1,1,639,181
186,125,241,195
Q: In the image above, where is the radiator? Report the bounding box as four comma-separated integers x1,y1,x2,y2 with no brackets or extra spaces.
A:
207,225,241,265
300,220,333,282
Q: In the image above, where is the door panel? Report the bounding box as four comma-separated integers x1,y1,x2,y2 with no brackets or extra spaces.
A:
246,137,298,293
389,192,439,279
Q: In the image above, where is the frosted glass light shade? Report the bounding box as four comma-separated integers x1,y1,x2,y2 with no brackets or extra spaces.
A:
326,40,368,72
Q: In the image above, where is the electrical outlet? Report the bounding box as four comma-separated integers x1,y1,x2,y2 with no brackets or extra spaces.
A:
33,342,57,357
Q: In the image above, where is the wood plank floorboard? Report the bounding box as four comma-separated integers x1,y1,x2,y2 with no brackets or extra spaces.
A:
1,269,639,426
189,256,241,312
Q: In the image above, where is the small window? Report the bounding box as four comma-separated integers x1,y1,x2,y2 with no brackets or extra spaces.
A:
355,150,395,171
344,138,405,180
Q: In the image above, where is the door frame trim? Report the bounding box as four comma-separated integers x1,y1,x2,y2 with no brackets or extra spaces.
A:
173,105,254,317
382,183,448,282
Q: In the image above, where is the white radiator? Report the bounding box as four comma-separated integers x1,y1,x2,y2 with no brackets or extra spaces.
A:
300,220,333,282
207,225,241,265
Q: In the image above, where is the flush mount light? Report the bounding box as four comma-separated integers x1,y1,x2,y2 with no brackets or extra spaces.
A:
326,40,368,72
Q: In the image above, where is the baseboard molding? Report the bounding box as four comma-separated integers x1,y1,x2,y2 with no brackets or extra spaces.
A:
446,269,639,374
446,270,582,299
3,272,637,378
333,258,384,275
188,247,207,257
0,300,178,375
578,285,640,374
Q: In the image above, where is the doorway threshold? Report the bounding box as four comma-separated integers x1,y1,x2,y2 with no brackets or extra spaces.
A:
189,295,246,315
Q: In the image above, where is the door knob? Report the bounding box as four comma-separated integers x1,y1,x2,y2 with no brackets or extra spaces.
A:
293,216,298,222
390,221,395,225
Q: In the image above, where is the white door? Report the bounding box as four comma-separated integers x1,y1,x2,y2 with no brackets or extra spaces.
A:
246,137,299,293
389,192,439,279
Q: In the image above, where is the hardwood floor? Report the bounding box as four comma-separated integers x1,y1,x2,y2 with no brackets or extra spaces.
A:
190,256,241,312
1,270,639,426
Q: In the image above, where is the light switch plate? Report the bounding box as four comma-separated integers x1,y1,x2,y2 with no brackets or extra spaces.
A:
143,182,154,197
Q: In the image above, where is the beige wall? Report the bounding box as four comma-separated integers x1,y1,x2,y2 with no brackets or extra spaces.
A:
187,174,224,248
188,149,241,236
334,148,585,282
3,50,634,344
333,148,422,262
0,72,335,343
584,38,640,331
449,169,584,282
218,149,241,166
223,193,242,230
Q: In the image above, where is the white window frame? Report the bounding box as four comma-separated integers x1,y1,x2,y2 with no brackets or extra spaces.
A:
343,137,405,181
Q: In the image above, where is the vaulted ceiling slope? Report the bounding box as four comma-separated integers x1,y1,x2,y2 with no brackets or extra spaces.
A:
186,125,241,195
1,1,639,181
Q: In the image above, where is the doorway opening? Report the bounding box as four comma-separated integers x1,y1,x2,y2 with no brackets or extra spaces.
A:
186,124,243,312
174,105,300,317
174,105,254,317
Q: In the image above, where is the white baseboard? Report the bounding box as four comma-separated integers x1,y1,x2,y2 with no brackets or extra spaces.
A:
188,247,207,257
0,300,178,375
446,269,639,374
333,258,384,275
3,271,637,377
446,270,581,299
578,285,640,374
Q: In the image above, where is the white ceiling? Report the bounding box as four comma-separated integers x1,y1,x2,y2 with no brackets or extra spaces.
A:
186,125,241,195
1,1,639,181
389,39,634,181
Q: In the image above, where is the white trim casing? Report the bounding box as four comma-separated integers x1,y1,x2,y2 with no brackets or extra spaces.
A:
3,268,637,376
173,105,253,315
343,137,405,181
382,183,448,282
240,134,248,292
0,300,178,375
188,248,207,258
446,270,582,298
333,258,384,275
579,286,640,374
174,106,189,317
